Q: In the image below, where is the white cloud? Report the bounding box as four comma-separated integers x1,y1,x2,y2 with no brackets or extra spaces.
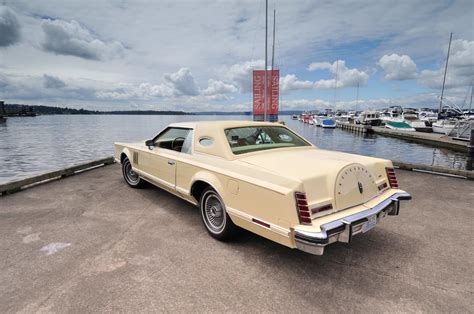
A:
307,62,332,71
279,74,313,92
97,68,202,100
280,92,458,111
226,60,264,93
0,6,21,47
202,79,237,96
95,82,174,100
418,39,474,90
308,60,370,89
377,54,417,80
163,68,199,96
41,19,125,60
1,1,473,111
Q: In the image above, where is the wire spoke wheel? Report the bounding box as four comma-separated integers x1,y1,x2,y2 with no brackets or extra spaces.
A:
204,194,225,232
199,187,238,240
122,157,143,187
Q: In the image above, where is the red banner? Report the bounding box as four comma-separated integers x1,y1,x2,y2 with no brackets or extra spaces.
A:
269,69,279,116
253,70,279,120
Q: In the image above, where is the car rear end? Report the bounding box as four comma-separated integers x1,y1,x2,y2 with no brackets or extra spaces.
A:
292,165,411,255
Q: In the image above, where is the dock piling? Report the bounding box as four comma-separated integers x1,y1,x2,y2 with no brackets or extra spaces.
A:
468,125,474,155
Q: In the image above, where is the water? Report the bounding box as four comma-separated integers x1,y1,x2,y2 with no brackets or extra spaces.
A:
0,115,469,184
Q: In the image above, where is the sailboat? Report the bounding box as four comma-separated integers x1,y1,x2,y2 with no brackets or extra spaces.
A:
432,32,464,135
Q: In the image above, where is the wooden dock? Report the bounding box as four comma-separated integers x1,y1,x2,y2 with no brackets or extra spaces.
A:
372,127,469,152
336,122,373,134
336,121,470,153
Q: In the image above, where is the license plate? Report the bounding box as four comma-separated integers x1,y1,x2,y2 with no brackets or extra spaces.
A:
362,214,377,233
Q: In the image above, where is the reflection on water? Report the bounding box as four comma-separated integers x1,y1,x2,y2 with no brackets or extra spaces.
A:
0,115,469,184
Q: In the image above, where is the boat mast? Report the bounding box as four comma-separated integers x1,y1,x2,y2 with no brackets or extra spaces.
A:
333,60,339,108
263,0,268,122
470,84,473,112
439,32,453,113
271,9,276,71
356,81,359,112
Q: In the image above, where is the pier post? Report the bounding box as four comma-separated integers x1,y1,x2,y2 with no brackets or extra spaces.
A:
0,100,5,115
467,124,474,171
469,124,474,155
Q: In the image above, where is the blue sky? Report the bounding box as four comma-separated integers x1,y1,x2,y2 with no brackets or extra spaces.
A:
0,0,473,112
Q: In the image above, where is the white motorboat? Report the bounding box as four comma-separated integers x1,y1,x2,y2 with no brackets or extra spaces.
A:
432,120,458,135
356,111,383,126
418,109,438,125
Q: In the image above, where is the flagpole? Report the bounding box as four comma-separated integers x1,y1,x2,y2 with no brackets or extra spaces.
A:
263,0,268,122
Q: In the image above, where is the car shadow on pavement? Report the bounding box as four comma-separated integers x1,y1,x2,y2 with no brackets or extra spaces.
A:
137,182,421,297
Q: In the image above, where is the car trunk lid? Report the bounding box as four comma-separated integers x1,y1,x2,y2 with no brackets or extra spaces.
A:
238,147,379,212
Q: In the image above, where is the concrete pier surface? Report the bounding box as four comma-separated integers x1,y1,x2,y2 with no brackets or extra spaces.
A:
1,164,473,312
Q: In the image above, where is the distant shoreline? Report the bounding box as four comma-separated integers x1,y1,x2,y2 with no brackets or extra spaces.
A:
2,104,302,116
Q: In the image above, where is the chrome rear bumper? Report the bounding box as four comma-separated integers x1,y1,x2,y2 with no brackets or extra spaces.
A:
294,192,411,255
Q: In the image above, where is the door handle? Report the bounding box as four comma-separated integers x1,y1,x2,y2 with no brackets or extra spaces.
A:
167,160,175,166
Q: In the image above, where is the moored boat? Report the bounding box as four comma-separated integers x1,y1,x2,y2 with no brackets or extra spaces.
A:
432,119,457,135
385,121,416,131
418,109,438,126
407,120,432,132
356,111,383,126
321,117,336,128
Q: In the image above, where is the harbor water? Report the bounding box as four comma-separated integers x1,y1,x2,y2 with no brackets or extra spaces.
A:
0,115,469,184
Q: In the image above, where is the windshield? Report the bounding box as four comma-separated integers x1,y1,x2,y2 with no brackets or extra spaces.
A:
225,126,310,155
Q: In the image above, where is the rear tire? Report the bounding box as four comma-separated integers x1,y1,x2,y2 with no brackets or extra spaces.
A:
200,187,238,241
122,157,145,188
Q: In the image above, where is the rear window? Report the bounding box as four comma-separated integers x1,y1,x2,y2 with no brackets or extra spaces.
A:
225,126,310,155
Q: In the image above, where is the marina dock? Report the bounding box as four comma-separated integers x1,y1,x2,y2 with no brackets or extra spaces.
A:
336,121,372,134
336,121,471,153
0,162,472,312
372,126,469,152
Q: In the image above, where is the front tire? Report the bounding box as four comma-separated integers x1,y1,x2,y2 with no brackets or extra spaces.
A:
122,157,145,188
200,187,238,241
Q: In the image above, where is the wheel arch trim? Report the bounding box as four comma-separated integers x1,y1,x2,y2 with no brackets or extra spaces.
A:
119,148,133,164
189,172,224,201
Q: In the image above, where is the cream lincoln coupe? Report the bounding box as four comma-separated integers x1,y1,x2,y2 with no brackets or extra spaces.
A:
115,121,411,255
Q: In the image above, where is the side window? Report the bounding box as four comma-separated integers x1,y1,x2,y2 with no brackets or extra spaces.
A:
153,127,190,152
181,130,194,154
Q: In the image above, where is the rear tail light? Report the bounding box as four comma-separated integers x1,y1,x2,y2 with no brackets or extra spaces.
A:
295,193,334,224
385,167,399,188
295,192,312,225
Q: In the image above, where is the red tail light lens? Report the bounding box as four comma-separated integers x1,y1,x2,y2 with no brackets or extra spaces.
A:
295,192,312,225
386,167,399,188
